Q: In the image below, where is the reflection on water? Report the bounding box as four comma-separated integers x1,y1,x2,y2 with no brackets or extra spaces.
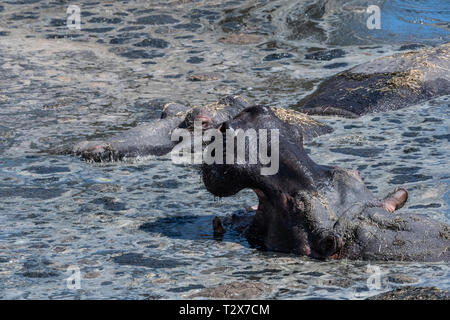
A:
380,0,450,42
0,0,448,299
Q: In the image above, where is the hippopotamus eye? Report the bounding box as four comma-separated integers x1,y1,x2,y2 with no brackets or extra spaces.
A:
241,105,268,116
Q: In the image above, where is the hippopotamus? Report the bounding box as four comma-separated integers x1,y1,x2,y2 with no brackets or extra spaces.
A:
293,43,450,118
69,95,332,162
202,106,449,262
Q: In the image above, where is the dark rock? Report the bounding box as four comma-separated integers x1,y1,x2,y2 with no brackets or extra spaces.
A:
118,26,145,32
398,44,426,51
186,9,220,22
387,274,418,284
367,286,449,300
220,34,263,45
167,284,205,293
323,62,348,69
164,74,183,79
187,72,223,81
134,9,155,15
91,197,126,211
21,259,59,278
0,187,65,200
188,281,271,299
433,134,450,141
330,147,383,157
119,50,165,59
305,49,346,61
46,34,83,39
173,23,202,31
134,38,170,49
135,14,179,25
88,17,122,24
389,167,420,175
263,53,294,61
109,37,128,45
221,21,243,33
4,0,40,4
388,174,432,184
92,184,122,193
11,14,39,20
81,11,96,17
409,203,441,209
26,166,70,174
82,27,115,33
50,18,66,27
112,253,187,268
186,56,204,64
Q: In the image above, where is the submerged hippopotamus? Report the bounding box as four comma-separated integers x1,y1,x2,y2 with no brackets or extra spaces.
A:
203,106,449,262
293,43,450,118
69,95,332,162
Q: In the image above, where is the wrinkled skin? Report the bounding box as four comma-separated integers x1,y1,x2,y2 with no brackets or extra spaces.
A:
68,96,332,162
293,43,450,118
203,106,449,262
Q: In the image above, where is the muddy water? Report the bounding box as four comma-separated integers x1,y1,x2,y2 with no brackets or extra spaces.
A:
0,0,448,299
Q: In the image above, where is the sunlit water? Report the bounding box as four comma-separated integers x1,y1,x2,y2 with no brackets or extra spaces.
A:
0,0,448,299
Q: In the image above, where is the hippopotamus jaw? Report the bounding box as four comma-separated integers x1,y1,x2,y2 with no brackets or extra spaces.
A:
245,188,345,259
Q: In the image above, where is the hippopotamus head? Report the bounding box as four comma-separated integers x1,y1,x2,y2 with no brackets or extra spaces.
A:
201,106,448,262
202,105,345,257
202,106,323,194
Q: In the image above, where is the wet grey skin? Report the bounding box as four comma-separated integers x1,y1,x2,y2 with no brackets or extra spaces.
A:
70,95,332,162
71,102,189,162
70,96,250,162
203,106,449,262
293,43,450,118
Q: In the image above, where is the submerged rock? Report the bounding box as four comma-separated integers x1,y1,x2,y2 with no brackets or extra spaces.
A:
134,38,170,49
263,53,294,61
135,14,179,25
367,286,449,300
188,281,271,299
305,49,346,61
187,72,223,81
219,34,263,45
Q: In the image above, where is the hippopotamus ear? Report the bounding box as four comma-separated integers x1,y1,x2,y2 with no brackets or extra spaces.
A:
177,108,196,129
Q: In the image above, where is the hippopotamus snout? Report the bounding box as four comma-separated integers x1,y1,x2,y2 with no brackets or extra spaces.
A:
72,141,115,162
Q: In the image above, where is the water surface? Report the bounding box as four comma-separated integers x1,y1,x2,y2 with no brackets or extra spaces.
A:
0,0,448,299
